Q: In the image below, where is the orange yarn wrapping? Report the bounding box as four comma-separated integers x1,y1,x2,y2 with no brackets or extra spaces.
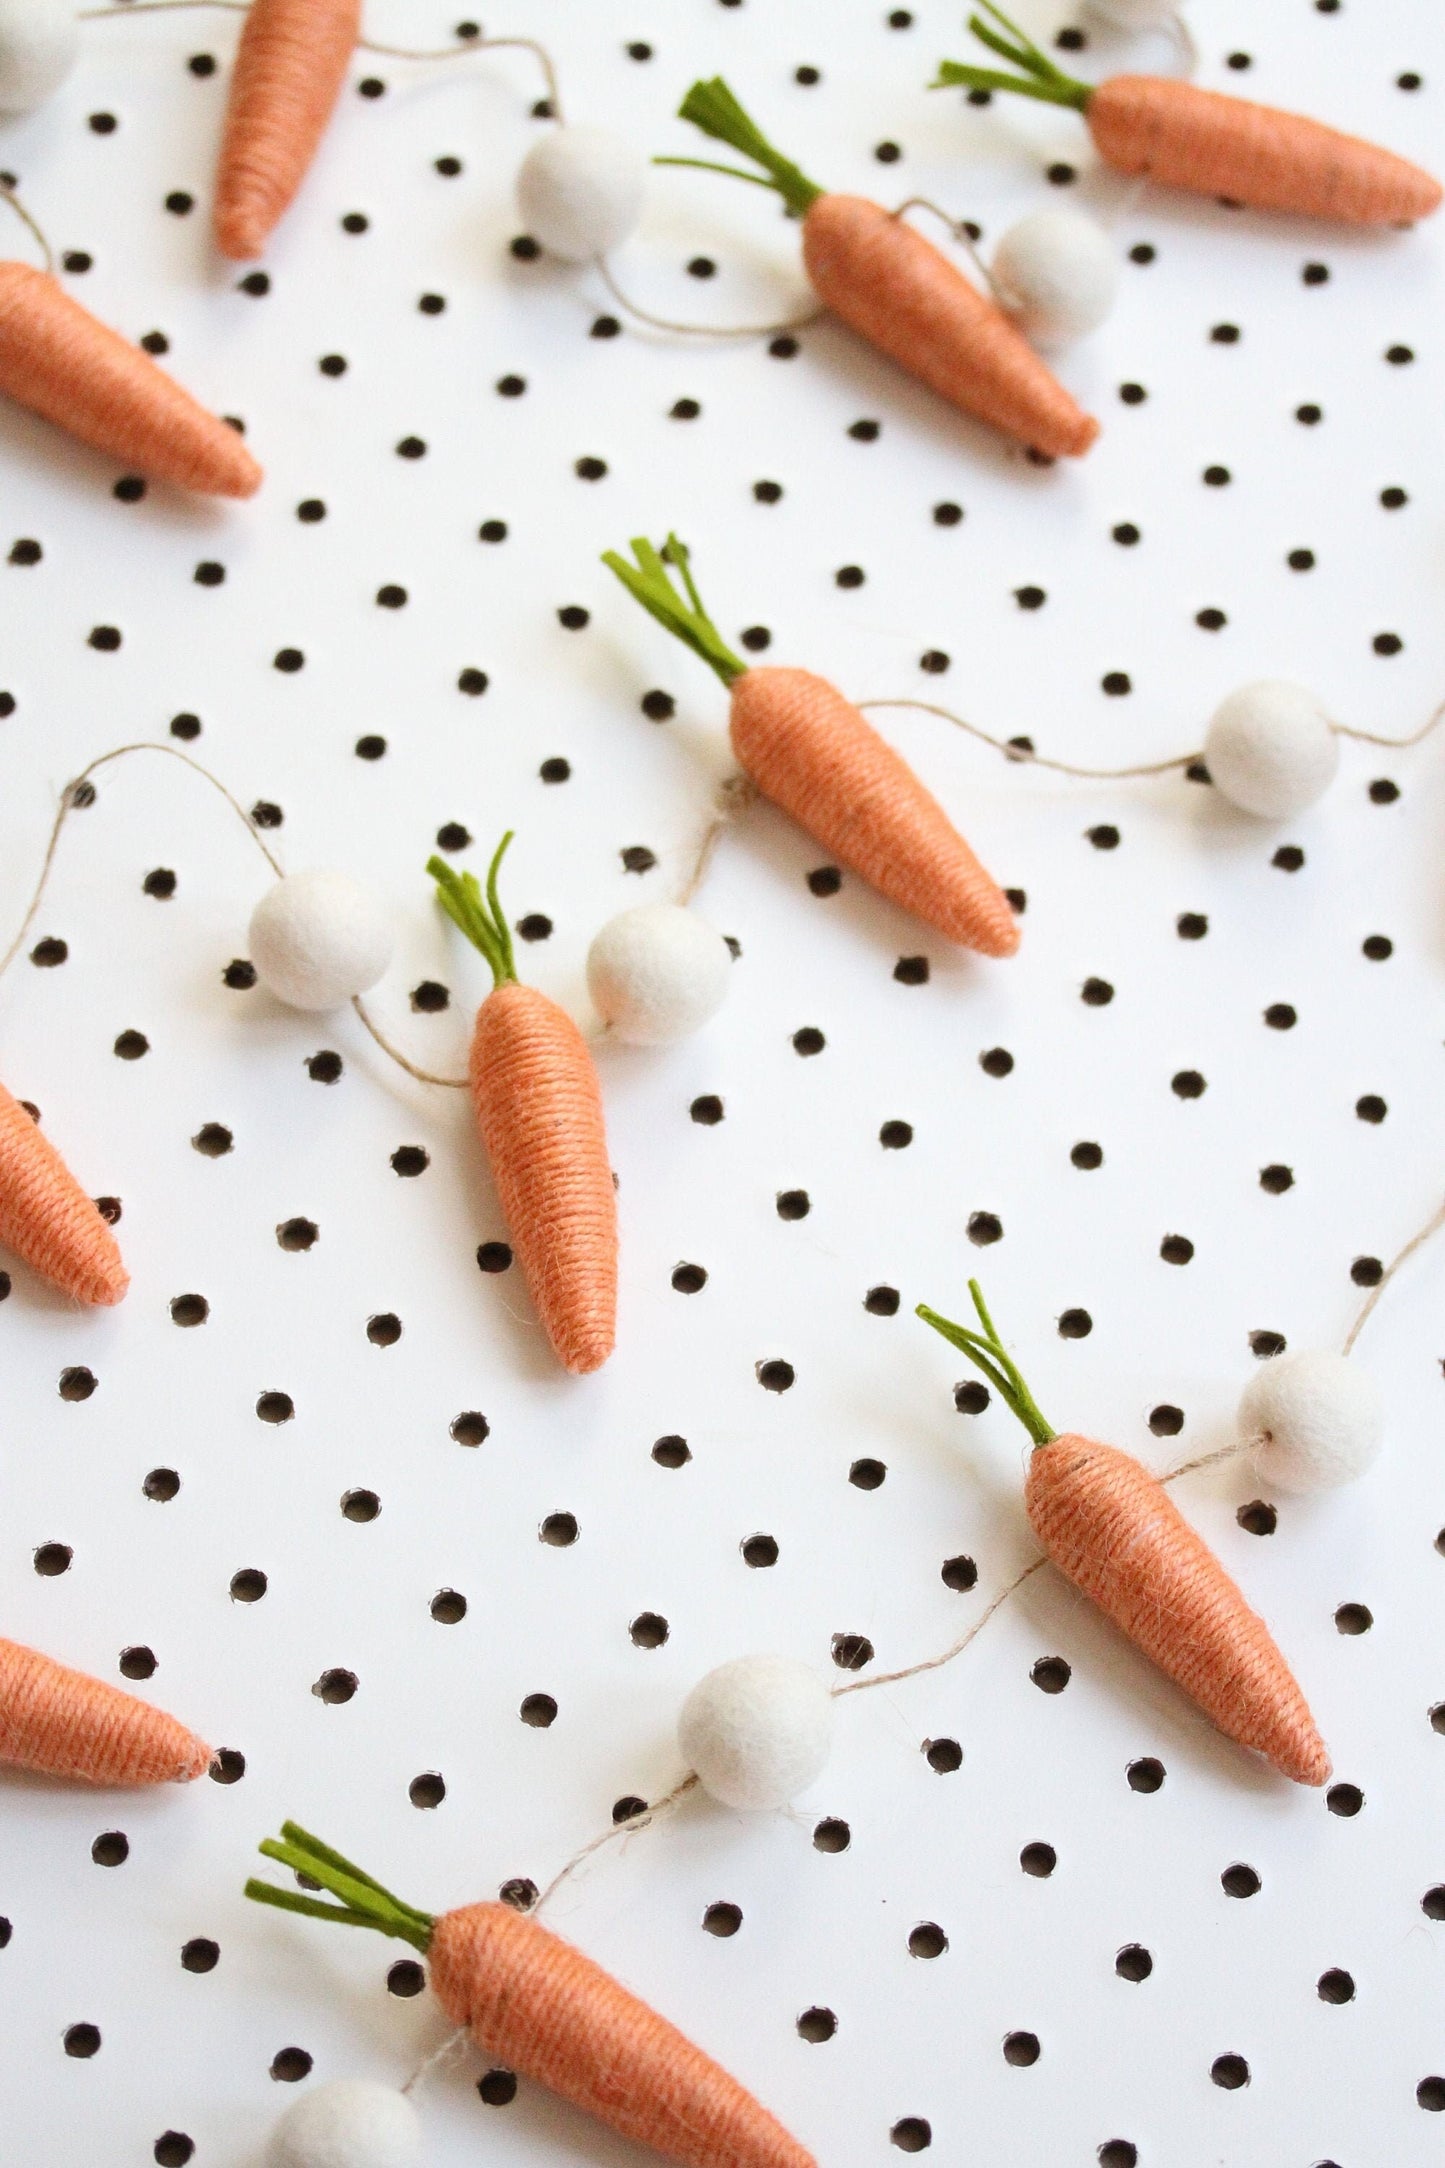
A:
0,264,260,496
0,1636,211,1784
729,666,1019,956
430,1902,815,2168
800,194,1098,458
1025,1434,1330,1786
469,982,617,1375
1087,76,1442,225
0,1079,127,1305
214,0,362,259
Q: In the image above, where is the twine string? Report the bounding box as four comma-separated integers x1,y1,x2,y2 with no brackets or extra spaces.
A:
595,256,822,340
1341,1195,1445,1355
0,185,55,275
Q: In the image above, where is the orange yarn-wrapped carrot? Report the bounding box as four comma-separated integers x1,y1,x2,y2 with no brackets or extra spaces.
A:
430,837,616,1374
0,1637,211,1784
214,0,362,260
248,1824,815,2168
936,5,1441,227
604,537,1019,957
918,1282,1330,1786
0,264,261,495
662,77,1096,457
0,1079,127,1305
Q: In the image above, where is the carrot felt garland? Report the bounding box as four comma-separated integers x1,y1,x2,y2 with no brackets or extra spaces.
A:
935,5,1441,228
213,0,362,260
0,244,261,496
660,76,1097,457
0,1078,128,1305
246,1822,815,2168
918,1281,1330,1786
603,536,1020,958
430,835,617,1376
0,1636,211,1784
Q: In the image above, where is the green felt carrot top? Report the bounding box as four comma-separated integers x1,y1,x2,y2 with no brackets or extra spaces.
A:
601,534,746,690
658,76,826,218
427,830,519,989
917,1280,1056,1447
933,3,1093,109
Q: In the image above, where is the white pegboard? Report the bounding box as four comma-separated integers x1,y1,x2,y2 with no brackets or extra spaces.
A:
2,3,1445,2164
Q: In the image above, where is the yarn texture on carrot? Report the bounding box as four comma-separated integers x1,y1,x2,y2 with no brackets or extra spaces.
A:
935,5,1441,227
0,1637,210,1784
0,1079,127,1304
918,1282,1330,1786
214,0,362,260
603,537,1019,957
247,1823,816,2168
0,264,260,495
660,76,1097,457
430,836,617,1375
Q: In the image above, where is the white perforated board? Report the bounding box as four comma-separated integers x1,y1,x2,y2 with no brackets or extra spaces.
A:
2,2,1445,2163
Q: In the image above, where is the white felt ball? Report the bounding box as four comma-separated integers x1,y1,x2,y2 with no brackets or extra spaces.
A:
586,903,731,1045
249,869,393,1012
0,0,79,114
679,1654,835,1812
516,126,647,261
1086,0,1183,29
268,2080,422,2168
991,208,1119,346
1204,680,1339,820
1240,1350,1384,1493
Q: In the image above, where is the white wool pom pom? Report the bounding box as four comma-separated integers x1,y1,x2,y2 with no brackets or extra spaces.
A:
0,0,79,114
586,903,732,1045
679,1654,835,1812
1204,680,1339,820
991,208,1119,346
1086,0,1183,29
1240,1350,1384,1493
516,126,647,262
249,869,393,1012
268,2080,422,2168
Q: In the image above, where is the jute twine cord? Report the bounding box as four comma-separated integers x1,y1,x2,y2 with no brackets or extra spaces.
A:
730,666,1020,956
858,691,1445,781
469,983,617,1376
0,260,261,495
800,193,1099,459
0,1636,211,1784
1342,1195,1445,1356
0,184,54,274
426,1901,813,2168
1086,74,1443,226
595,256,823,341
1024,1433,1329,1785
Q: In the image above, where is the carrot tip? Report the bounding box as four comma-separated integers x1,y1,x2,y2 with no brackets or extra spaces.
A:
563,1334,615,1376
179,1737,214,1783
214,205,271,262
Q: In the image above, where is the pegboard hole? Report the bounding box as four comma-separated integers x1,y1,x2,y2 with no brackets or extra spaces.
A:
477,1241,513,1273
276,1218,316,1252
451,1413,489,1447
1127,1758,1165,1794
1221,1863,1261,1898
341,1490,380,1522
119,1647,155,1681
890,2119,931,2152
1317,1968,1355,2004
34,1543,73,1575
864,1286,900,1316
703,1902,742,1937
1419,2078,1445,2112
1211,2054,1249,2090
742,1534,779,1568
169,1293,209,1327
941,1555,977,1591
1237,1500,1277,1535
64,2023,100,2058
1097,2147,1137,2168
813,1818,851,1853
1115,1944,1153,1982
91,1831,128,1867
672,1262,708,1293
180,1939,218,1973
1421,1887,1445,1920
230,1569,267,1604
954,1381,990,1414
909,1922,948,1960
270,2048,312,2083
209,1749,245,1784
797,2006,837,2042
757,1359,795,1392
1328,1783,1364,1816
409,1773,445,1808
653,1435,691,1469
478,2070,517,2106
431,1590,467,1624
1003,2032,1040,2067
1334,1603,1372,1634
850,1458,887,1490
540,1513,578,1547
366,1312,402,1346
1020,1842,1056,1877
387,1960,426,1998
630,1613,669,1648
256,1392,294,1425
313,1668,357,1705
59,1366,97,1402
1031,1657,1071,1694
832,1633,874,1672
925,1738,962,1774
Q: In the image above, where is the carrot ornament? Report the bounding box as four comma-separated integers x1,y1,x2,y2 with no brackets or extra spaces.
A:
0,1078,127,1305
246,1822,815,2168
429,836,616,1376
936,5,1441,228
0,1636,210,1785
213,0,362,260
660,77,1097,457
603,536,1019,957
918,1281,1330,1786
0,193,260,495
